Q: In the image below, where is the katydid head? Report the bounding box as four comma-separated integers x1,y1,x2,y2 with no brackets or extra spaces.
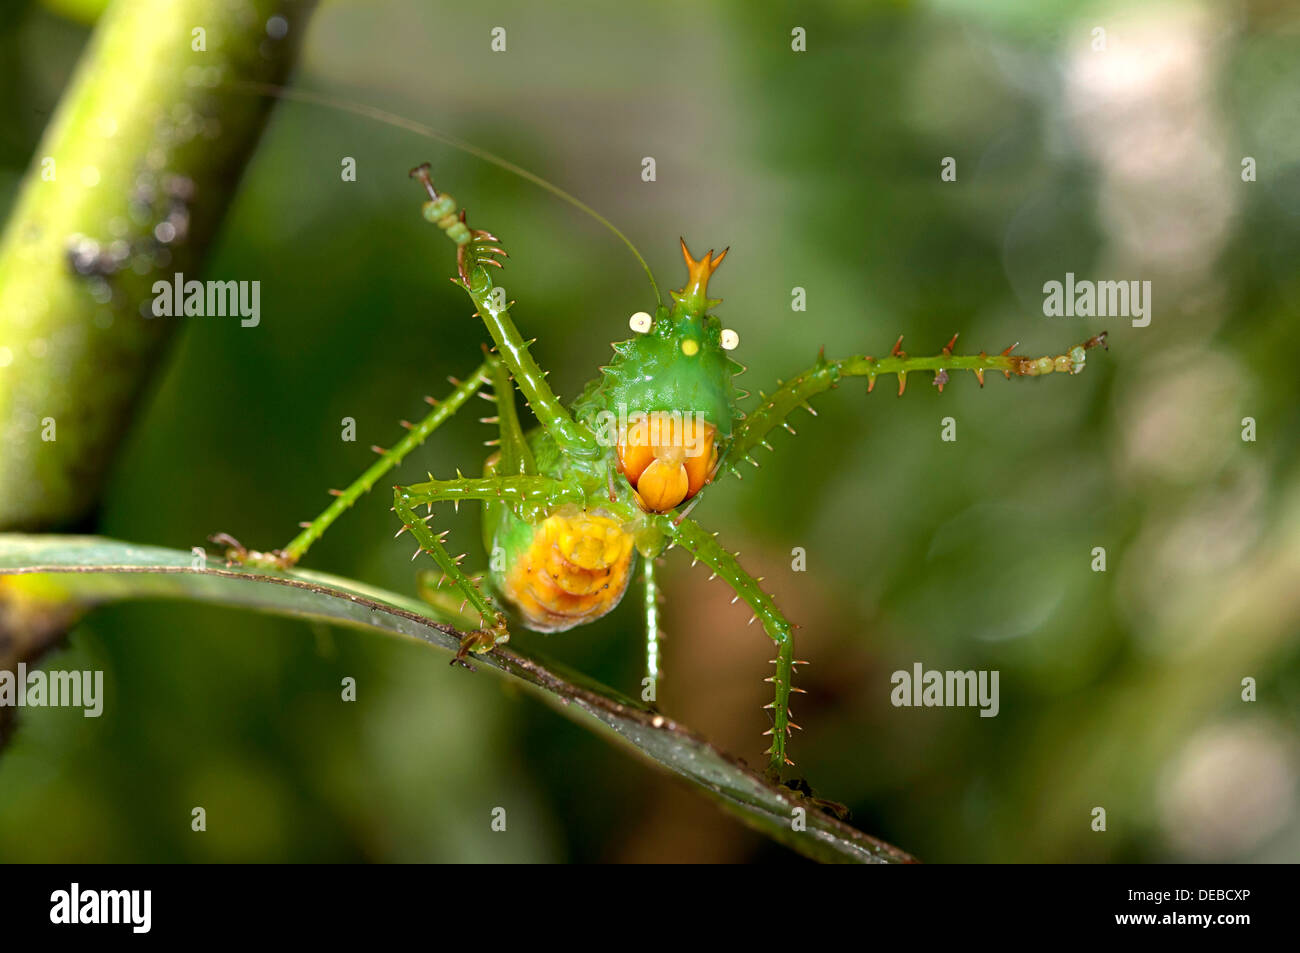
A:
585,240,745,513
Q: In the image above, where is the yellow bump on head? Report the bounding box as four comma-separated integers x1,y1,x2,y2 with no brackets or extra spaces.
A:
681,339,699,357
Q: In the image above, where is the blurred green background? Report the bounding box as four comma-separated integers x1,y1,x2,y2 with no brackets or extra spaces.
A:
1,0,1298,862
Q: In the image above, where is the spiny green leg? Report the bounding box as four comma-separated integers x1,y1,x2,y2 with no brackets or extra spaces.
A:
392,492,507,669
398,474,583,511
414,569,483,631
212,360,492,569
643,556,661,701
658,515,802,778
725,332,1109,470
395,473,582,665
410,163,600,459
484,354,537,477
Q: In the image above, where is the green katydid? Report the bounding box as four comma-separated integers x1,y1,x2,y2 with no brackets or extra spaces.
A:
214,87,1107,777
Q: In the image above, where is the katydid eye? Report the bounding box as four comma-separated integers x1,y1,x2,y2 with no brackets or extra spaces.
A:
721,329,739,350
629,311,652,333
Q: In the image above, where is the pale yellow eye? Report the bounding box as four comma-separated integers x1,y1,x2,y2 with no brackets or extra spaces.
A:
721,329,739,350
629,311,652,333
681,339,699,356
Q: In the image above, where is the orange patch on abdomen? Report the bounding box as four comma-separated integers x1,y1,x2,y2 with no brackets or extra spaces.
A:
502,509,635,633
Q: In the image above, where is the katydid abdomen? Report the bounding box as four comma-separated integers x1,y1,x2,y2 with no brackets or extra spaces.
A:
491,503,636,633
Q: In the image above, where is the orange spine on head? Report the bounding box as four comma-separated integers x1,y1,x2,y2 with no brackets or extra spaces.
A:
672,239,728,316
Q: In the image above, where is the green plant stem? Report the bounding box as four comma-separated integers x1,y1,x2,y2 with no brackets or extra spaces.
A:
0,532,917,864
0,0,315,531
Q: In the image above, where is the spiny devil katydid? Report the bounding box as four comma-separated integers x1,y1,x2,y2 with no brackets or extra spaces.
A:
213,87,1108,778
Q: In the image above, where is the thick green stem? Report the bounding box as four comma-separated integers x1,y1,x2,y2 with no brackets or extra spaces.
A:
0,0,315,530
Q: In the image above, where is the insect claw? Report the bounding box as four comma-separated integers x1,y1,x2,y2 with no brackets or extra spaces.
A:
784,757,795,767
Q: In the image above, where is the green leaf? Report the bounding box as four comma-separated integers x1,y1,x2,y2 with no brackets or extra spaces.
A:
0,533,915,864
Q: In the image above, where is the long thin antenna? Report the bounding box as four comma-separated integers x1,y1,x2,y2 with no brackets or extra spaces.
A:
230,81,662,306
